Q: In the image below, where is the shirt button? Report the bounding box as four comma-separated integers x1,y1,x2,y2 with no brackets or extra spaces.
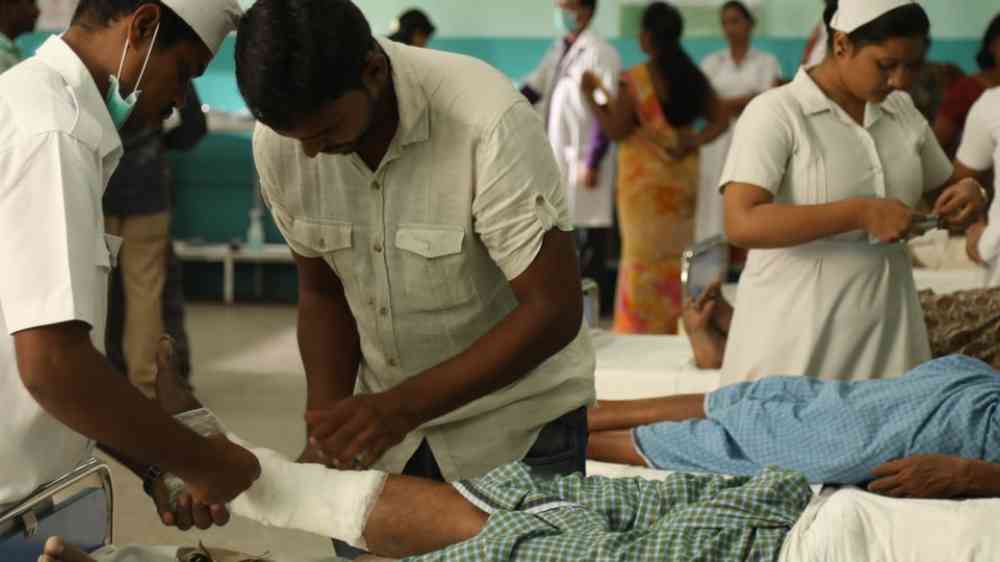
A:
388,358,398,367
379,307,388,316
372,181,381,191
318,237,325,246
367,297,375,306
373,242,383,253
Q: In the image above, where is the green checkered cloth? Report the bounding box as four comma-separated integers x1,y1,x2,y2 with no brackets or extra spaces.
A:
404,463,811,562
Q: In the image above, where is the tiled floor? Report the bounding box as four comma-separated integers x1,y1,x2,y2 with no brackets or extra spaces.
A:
103,303,336,559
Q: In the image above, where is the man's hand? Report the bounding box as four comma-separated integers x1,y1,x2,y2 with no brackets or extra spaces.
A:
681,296,715,335
934,177,987,228
181,434,260,505
151,478,230,531
306,392,415,470
967,220,988,265
868,455,971,499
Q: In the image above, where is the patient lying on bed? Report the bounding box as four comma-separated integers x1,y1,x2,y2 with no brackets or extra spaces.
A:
683,282,1000,369
39,340,813,562
589,353,1000,497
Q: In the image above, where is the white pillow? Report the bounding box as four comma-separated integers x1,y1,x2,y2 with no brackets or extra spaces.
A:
780,486,1000,562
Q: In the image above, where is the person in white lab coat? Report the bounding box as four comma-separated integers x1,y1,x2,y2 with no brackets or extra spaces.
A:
0,0,39,73
959,88,1000,285
696,0,782,241
720,0,987,384
521,0,621,288
0,0,258,539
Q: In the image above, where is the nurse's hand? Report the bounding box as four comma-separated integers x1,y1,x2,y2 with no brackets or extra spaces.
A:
868,455,971,499
861,198,914,243
151,478,231,531
933,177,987,228
578,166,599,189
183,434,261,506
966,220,987,265
580,70,604,102
306,392,415,470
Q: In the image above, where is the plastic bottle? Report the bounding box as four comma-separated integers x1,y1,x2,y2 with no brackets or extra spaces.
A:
247,207,265,252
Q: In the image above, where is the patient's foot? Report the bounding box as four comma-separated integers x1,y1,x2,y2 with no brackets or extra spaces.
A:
38,536,96,562
155,335,202,415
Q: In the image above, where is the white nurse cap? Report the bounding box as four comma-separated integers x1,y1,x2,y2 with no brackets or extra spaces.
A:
829,0,915,33
161,0,243,55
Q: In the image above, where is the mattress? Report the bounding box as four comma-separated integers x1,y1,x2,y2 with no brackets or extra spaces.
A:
591,330,722,401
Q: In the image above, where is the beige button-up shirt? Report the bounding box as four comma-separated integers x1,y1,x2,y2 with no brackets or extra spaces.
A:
254,39,596,481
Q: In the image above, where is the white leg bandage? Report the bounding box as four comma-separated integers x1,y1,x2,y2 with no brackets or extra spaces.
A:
226,437,387,550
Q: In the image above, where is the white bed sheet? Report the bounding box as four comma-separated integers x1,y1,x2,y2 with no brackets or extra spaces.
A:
779,485,1000,562
913,267,986,294
591,330,722,400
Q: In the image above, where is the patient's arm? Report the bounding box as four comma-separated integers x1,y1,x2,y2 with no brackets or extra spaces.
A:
868,455,1000,499
587,394,706,433
587,430,649,466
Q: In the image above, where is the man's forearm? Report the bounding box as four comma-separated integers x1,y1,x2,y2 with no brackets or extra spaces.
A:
297,291,361,412
19,337,213,483
964,459,1000,497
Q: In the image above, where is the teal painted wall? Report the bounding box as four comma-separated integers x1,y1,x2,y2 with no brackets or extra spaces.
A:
14,0,993,300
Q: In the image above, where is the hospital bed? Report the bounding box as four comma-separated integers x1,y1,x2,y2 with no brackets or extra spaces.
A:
0,457,114,562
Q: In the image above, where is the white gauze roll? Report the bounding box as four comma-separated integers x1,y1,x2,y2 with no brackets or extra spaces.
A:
226,435,387,551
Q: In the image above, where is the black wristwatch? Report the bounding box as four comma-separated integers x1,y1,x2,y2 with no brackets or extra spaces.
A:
141,465,164,497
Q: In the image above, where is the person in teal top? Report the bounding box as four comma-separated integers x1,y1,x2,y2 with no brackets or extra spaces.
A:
0,0,39,73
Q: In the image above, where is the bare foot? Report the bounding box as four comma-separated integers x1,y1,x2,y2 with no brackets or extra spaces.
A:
155,335,202,415
38,536,96,562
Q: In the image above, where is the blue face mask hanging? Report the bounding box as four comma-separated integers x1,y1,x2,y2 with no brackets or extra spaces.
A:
105,23,159,130
554,9,576,35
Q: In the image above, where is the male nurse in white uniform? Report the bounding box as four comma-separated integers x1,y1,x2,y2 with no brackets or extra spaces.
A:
0,0,258,534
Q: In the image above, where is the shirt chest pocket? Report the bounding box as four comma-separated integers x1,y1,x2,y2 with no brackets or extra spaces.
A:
395,226,476,311
292,220,355,280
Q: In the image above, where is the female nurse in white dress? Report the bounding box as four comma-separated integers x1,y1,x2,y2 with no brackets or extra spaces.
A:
696,1,782,241
720,0,988,384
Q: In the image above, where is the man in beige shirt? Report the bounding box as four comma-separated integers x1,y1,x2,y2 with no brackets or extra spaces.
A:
235,0,595,497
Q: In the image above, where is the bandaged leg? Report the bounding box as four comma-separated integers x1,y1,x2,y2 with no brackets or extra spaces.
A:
226,437,386,550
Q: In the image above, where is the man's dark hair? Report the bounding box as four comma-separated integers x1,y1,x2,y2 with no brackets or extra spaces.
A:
235,0,374,131
823,0,930,51
72,0,201,49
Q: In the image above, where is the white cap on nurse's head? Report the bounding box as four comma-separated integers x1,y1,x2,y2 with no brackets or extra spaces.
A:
829,0,915,33
161,0,243,56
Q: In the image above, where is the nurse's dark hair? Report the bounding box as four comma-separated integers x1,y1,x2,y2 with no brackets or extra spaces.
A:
721,1,755,26
71,0,201,49
976,12,1000,70
235,0,374,131
388,8,435,45
581,0,598,11
642,2,710,127
822,0,930,51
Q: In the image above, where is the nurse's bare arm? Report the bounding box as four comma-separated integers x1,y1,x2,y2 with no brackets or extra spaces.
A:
14,323,259,505
724,182,917,247
309,229,585,467
293,251,362,462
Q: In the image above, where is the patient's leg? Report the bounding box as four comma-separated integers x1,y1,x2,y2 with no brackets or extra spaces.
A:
587,394,706,433
587,430,649,466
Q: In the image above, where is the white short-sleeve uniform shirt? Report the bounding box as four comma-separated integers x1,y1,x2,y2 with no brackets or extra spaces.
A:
719,68,953,384
0,37,123,505
254,40,596,482
955,87,1000,286
697,47,782,240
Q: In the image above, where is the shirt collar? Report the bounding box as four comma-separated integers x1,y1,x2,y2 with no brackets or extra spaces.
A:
376,38,429,149
35,36,122,159
790,67,895,127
